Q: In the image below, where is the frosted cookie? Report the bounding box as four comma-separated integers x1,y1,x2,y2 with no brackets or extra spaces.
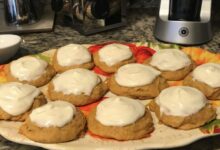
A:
87,96,154,140
0,82,46,121
48,68,108,106
53,44,94,73
149,86,216,130
19,101,86,143
144,49,194,81
184,63,220,100
108,63,168,99
93,43,135,73
5,56,56,87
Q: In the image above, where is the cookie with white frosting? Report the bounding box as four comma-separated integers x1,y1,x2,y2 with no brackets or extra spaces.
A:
5,56,56,87
53,44,94,73
184,63,220,100
48,68,108,106
93,43,135,73
87,96,154,140
0,82,46,121
149,86,216,130
108,63,168,99
144,49,194,81
19,101,86,143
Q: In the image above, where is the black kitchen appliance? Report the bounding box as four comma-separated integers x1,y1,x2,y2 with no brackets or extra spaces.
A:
51,0,127,35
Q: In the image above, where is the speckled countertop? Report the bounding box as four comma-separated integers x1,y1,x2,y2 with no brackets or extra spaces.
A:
15,8,220,58
1,7,220,150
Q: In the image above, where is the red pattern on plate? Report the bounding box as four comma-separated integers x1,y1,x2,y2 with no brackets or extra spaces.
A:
92,66,112,77
0,65,5,71
134,46,155,63
79,97,107,116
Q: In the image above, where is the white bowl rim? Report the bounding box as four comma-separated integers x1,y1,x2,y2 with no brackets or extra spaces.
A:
0,34,21,50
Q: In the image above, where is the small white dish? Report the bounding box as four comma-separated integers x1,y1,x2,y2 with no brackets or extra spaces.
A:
0,34,21,64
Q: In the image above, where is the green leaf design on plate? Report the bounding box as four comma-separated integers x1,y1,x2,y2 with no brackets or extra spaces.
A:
32,54,51,63
147,42,180,51
200,119,220,134
159,43,174,49
171,44,181,49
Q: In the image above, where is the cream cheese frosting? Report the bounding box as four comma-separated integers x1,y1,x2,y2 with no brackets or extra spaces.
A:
156,86,207,117
57,44,91,67
30,101,76,127
115,63,161,87
0,82,40,116
10,56,48,81
96,96,145,126
150,49,191,71
53,68,100,95
192,63,220,88
98,43,132,66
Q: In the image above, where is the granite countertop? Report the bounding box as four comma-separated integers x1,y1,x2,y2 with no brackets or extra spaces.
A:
1,8,220,150
15,8,220,58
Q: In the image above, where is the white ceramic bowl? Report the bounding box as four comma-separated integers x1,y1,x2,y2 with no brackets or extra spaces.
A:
0,34,21,64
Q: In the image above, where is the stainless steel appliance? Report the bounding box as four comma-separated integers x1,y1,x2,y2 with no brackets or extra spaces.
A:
0,0,54,33
4,0,44,25
154,0,212,45
51,0,127,35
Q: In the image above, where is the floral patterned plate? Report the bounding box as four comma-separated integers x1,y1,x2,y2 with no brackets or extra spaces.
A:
0,42,219,150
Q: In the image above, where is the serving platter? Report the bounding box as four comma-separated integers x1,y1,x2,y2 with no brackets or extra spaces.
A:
0,42,219,150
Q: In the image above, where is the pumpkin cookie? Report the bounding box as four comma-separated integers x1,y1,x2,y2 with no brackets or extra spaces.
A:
0,82,46,121
149,86,216,130
108,63,168,99
93,43,135,73
87,96,154,140
48,68,108,106
19,101,86,143
53,44,94,73
183,63,220,100
144,49,194,81
5,56,56,87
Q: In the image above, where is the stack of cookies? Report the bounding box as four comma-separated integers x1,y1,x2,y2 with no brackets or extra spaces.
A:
0,43,219,143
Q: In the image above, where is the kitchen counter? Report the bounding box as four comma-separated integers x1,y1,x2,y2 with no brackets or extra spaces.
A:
1,8,220,150
15,8,220,58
